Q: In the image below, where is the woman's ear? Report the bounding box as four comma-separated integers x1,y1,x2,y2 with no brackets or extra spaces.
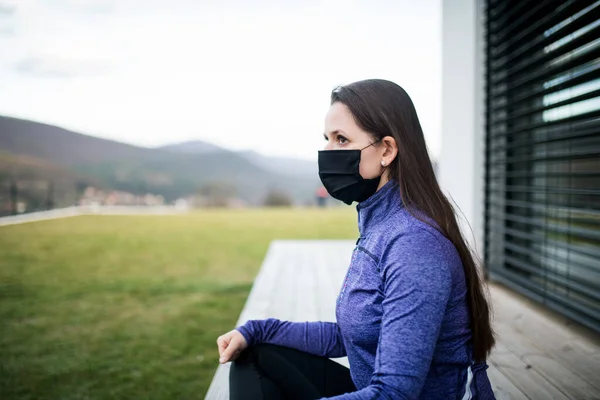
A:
380,136,398,167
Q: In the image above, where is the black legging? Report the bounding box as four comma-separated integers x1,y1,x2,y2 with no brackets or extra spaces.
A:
230,344,357,400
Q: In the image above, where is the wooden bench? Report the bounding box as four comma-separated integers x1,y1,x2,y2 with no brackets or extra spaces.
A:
205,240,600,399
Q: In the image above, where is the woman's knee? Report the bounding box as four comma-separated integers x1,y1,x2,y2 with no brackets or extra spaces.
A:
234,344,281,366
249,343,279,354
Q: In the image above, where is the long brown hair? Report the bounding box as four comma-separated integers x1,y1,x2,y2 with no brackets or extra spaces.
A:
331,79,495,362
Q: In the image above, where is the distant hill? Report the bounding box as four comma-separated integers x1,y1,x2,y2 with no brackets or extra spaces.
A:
0,116,150,165
158,140,225,154
0,151,89,182
238,150,318,178
0,116,321,204
158,141,318,179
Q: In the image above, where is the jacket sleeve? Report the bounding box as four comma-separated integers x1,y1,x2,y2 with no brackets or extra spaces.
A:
323,229,453,399
236,319,347,358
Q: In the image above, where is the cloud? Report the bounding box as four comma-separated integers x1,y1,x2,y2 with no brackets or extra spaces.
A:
0,2,15,35
0,25,14,35
58,0,115,14
0,3,15,15
14,55,111,78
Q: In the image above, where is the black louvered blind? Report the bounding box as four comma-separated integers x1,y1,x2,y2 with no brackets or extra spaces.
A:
485,0,600,332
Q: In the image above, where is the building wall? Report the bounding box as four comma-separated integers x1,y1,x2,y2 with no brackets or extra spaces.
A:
439,0,485,257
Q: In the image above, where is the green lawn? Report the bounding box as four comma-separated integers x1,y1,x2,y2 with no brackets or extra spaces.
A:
0,208,357,400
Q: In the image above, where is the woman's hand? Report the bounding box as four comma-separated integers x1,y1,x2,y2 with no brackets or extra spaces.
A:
216,329,248,364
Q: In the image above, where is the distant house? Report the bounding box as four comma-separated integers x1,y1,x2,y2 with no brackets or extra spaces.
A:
315,186,328,208
78,186,165,207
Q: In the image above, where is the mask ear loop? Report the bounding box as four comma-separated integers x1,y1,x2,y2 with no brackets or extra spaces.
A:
360,137,383,151
360,137,387,172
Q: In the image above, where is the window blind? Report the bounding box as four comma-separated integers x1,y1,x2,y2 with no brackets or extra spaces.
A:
485,0,600,332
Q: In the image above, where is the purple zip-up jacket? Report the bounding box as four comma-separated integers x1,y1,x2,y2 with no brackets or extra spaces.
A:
237,180,495,399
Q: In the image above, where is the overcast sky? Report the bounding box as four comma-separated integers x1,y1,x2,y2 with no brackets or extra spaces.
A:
0,0,441,161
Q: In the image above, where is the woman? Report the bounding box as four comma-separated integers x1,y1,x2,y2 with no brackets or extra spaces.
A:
217,79,496,399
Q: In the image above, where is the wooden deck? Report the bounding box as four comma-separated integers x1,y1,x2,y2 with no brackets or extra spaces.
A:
205,240,600,400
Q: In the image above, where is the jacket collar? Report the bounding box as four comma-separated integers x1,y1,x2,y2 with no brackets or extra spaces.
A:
356,179,403,236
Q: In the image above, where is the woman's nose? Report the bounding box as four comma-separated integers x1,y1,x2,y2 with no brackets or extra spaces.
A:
324,141,334,151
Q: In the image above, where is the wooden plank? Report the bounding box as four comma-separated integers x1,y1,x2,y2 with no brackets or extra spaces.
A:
239,240,282,321
294,245,318,321
316,241,352,368
486,361,528,400
317,240,352,321
267,244,295,319
489,343,569,400
524,354,600,399
490,283,600,392
316,244,335,321
493,321,600,399
204,366,230,400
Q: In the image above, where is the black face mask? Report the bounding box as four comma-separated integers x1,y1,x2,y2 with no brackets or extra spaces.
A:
318,140,383,205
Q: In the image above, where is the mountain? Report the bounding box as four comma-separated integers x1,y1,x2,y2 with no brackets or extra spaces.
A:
0,116,321,204
157,141,318,179
0,151,90,183
237,150,318,178
159,140,225,154
0,116,150,165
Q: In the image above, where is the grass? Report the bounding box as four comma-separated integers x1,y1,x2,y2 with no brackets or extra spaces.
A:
0,208,357,400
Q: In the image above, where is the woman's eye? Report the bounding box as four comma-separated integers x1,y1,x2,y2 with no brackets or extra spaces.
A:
337,136,348,145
